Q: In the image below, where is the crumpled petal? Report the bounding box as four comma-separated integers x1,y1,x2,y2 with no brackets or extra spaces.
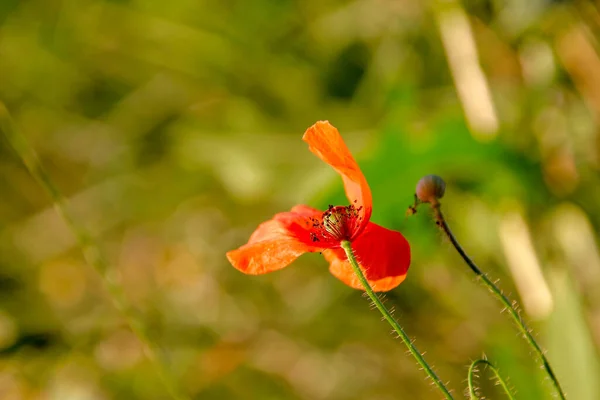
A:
226,206,322,275
302,121,372,239
323,222,411,292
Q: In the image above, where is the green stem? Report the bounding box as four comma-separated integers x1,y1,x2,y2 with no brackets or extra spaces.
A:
431,203,566,400
467,359,515,400
0,103,188,400
340,240,454,400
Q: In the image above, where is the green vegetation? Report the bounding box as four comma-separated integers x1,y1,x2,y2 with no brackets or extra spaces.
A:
1,1,600,399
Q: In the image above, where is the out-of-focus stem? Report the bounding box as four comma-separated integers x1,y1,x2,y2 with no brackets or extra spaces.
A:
340,240,455,400
0,103,188,400
430,202,566,400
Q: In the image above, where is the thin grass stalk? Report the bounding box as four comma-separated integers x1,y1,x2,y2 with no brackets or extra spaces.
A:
0,103,188,400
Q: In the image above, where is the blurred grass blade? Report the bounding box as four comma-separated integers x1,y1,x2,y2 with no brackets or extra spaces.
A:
0,102,188,400
547,268,600,400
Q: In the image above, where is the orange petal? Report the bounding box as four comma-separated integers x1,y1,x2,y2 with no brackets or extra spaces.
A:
274,205,323,244
227,238,311,275
302,121,372,238
289,204,322,217
227,206,322,275
323,222,410,292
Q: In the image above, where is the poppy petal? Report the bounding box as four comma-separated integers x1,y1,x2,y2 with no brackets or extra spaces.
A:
227,207,322,275
302,121,372,237
289,204,322,217
227,238,310,275
274,205,324,245
323,222,411,292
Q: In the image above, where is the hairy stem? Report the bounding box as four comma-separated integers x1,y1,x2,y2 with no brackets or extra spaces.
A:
340,240,454,400
430,202,566,400
0,103,188,400
468,359,515,400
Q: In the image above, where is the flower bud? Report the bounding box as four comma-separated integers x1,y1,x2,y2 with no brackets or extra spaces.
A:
416,175,446,204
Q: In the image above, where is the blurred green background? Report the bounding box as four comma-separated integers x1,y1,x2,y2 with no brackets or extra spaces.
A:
2,0,600,399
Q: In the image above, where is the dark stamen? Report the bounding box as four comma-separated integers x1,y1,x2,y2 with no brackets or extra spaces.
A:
309,204,362,244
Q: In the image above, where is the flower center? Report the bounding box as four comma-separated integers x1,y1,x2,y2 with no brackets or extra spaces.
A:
309,204,363,244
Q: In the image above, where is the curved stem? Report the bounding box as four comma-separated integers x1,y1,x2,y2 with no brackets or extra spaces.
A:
340,240,454,400
430,203,566,400
0,104,188,400
468,359,515,400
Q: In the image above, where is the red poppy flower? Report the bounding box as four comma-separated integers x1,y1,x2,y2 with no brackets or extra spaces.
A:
226,121,411,292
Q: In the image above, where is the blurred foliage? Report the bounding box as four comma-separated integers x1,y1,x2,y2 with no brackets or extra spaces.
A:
1,0,600,399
